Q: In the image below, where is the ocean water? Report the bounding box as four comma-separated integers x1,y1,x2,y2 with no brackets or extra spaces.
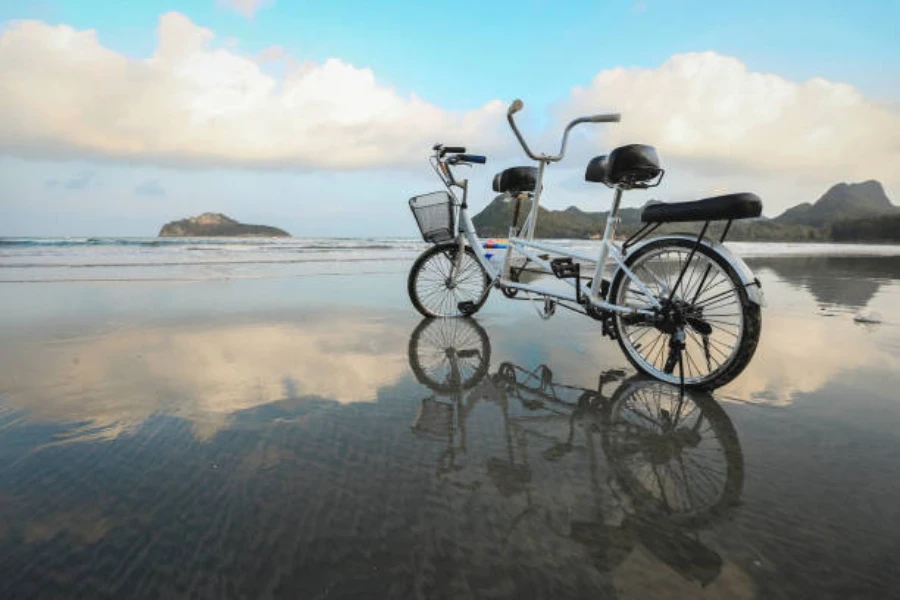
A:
3,236,899,283
0,237,428,282
2,238,900,598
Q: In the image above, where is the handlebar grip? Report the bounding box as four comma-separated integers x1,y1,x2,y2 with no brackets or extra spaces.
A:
458,154,486,164
508,99,524,116
589,113,621,123
443,146,466,154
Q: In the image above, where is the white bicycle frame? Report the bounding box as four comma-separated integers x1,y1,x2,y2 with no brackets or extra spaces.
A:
438,100,661,317
454,188,659,317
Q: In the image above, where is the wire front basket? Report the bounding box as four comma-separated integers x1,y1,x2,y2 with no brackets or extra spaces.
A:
409,191,455,244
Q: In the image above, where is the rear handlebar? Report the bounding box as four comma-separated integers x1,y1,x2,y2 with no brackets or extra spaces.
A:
506,98,620,163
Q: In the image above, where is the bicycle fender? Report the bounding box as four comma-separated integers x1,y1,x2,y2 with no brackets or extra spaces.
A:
618,234,765,307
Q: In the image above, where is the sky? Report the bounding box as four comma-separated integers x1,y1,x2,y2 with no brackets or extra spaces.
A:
1,0,898,237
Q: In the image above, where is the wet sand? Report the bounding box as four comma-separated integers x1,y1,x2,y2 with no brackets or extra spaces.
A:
1,253,899,599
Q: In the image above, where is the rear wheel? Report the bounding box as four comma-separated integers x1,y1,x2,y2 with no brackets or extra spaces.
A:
610,238,761,388
408,243,491,318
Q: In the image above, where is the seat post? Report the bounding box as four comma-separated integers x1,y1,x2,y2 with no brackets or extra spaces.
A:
608,187,624,223
510,193,524,236
591,187,624,298
525,160,548,240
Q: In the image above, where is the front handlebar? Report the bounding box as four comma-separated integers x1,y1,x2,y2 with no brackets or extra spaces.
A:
506,98,620,163
429,146,487,190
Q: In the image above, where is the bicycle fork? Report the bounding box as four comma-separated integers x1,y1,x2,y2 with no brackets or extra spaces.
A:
449,237,466,284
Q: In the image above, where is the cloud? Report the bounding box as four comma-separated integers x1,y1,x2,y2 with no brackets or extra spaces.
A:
44,170,95,190
134,179,165,196
0,13,506,171
219,0,269,19
2,14,895,211
561,52,900,185
65,170,96,190
255,44,285,63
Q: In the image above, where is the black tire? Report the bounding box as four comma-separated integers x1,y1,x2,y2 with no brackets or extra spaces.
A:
609,238,762,389
602,377,744,528
408,318,491,393
408,243,491,318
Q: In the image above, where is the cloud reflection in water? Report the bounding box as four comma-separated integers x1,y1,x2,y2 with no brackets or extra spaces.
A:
0,315,409,440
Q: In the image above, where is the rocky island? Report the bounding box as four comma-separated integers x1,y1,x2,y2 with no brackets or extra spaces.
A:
158,213,290,237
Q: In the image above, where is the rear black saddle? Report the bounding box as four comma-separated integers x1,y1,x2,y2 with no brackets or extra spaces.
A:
493,166,538,194
641,193,762,223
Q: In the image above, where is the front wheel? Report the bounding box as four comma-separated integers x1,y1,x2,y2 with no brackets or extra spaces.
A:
408,243,491,318
609,238,761,388
408,317,491,392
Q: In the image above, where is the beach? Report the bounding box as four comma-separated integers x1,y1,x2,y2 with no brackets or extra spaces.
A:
1,239,899,599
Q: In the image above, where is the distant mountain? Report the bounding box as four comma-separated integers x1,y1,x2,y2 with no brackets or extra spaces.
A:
473,196,654,238
472,181,897,242
159,213,290,237
774,181,897,227
831,214,900,242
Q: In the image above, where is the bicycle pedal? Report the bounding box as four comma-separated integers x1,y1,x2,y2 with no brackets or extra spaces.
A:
457,300,477,315
550,257,580,279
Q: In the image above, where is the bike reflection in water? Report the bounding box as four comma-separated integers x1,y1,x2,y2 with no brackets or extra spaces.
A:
407,317,744,587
